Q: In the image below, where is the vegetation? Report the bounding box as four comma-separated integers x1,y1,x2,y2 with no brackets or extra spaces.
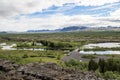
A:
0,31,120,43
63,57,120,79
39,40,73,50
81,54,97,59
88,59,98,71
104,71,120,80
88,58,120,79
0,50,66,65
98,58,106,73
0,31,120,79
84,47,120,51
64,59,88,71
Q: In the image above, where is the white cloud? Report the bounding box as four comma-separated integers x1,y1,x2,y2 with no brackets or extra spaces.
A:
0,0,80,18
110,8,120,17
78,0,119,6
0,0,119,18
89,2,119,11
0,0,120,31
1,13,120,31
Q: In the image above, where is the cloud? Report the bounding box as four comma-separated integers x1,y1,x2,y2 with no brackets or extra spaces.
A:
0,0,119,18
0,0,120,31
0,0,79,18
1,13,120,31
78,0,119,6
110,8,120,17
89,2,120,11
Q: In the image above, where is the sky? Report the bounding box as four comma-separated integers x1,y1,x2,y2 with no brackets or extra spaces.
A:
0,0,120,31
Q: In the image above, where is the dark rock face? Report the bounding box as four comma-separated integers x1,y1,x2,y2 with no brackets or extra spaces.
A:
0,60,103,80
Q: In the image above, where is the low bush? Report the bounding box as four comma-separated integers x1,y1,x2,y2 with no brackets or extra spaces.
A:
81,54,96,59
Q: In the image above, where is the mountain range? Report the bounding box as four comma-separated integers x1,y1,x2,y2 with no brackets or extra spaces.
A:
27,26,120,33
1,26,120,33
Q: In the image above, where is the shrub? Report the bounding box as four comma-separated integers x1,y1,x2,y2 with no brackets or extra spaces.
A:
98,58,106,73
65,59,80,67
104,71,116,79
81,54,96,59
64,59,88,70
22,54,29,58
57,54,61,60
88,59,98,71
47,55,56,58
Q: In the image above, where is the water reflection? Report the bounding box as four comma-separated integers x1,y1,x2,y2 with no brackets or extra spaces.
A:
0,43,45,51
80,50,120,54
83,43,120,49
80,42,120,54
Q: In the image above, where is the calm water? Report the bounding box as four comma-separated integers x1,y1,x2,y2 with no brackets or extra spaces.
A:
1,42,120,54
83,42,120,49
80,42,120,54
0,43,45,51
79,50,120,54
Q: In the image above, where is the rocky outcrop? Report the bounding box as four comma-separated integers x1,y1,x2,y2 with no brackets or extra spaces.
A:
0,59,19,72
0,59,103,80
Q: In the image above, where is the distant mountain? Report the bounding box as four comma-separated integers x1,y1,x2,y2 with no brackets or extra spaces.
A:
27,26,88,33
27,26,120,33
0,31,7,33
59,26,88,32
27,30,50,33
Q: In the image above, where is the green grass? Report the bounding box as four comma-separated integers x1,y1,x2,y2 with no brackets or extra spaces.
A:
17,57,60,64
0,50,66,65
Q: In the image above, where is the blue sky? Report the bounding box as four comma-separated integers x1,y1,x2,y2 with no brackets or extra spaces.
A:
28,2,120,17
0,0,120,31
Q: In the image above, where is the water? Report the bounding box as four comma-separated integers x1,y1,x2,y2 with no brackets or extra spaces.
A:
0,43,7,46
0,43,45,51
1,42,120,54
80,42,120,54
83,42,120,49
79,50,120,54
2,45,16,50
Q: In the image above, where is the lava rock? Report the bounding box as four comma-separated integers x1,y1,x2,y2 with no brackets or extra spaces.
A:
0,60,103,80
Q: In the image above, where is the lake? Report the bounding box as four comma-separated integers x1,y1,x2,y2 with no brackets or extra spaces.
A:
0,43,45,51
80,42,120,54
83,42,120,49
79,50,120,54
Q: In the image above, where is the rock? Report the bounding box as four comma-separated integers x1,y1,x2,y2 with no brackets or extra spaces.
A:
0,59,19,72
0,59,104,80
